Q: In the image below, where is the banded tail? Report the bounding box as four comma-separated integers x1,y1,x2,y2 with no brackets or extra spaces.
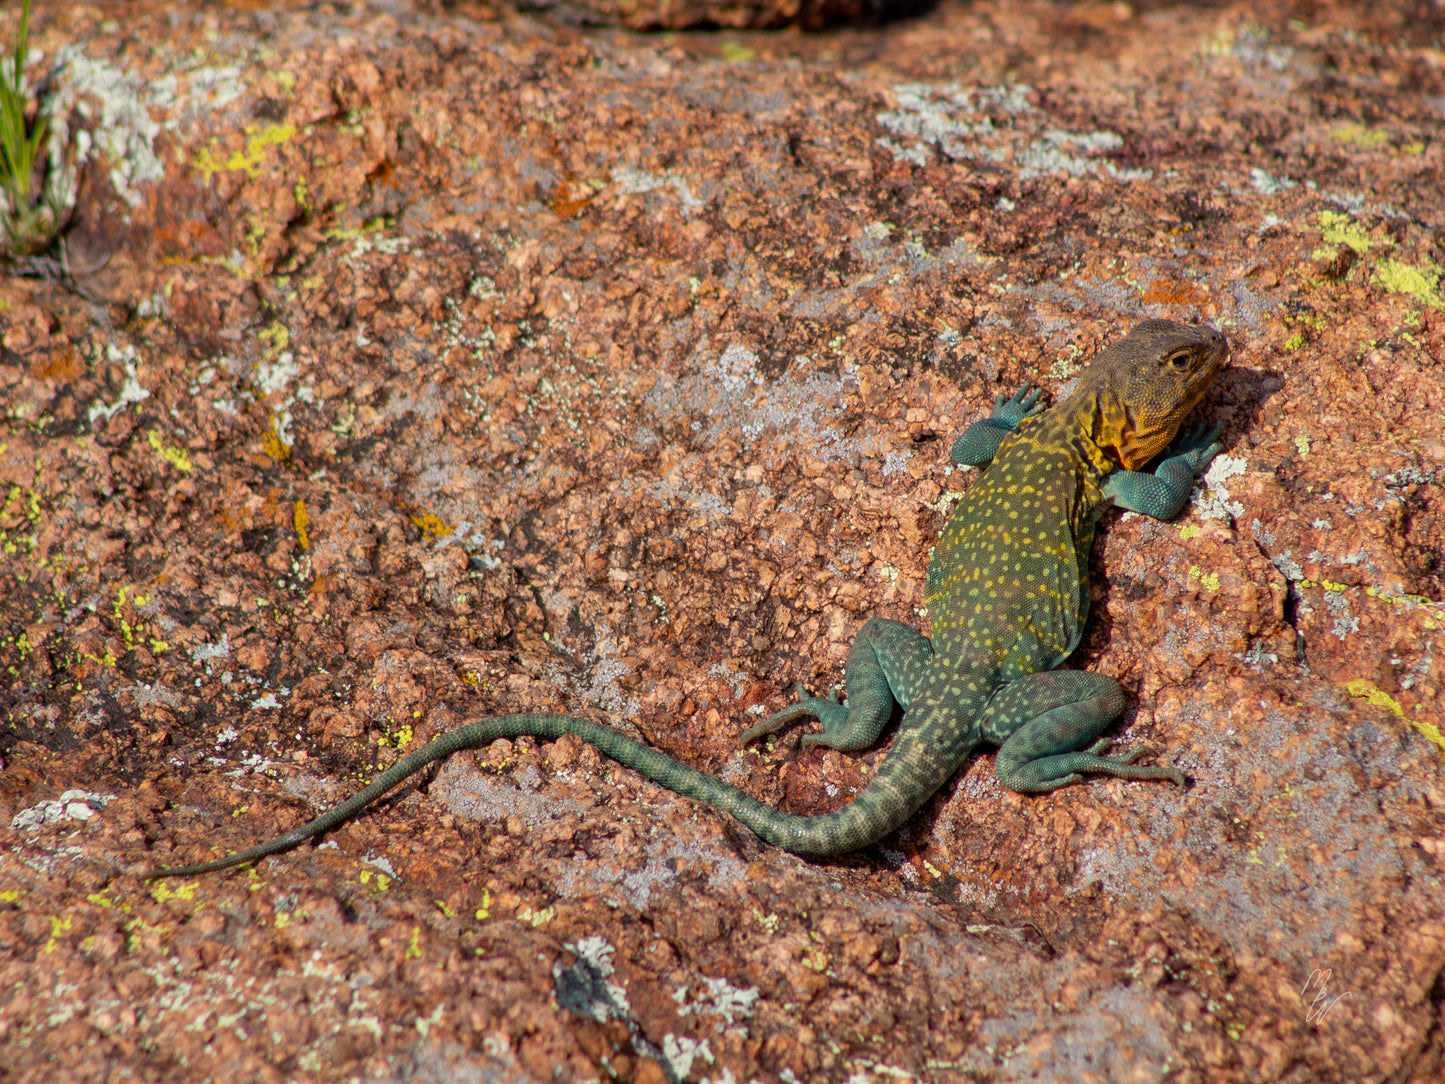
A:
148,712,955,875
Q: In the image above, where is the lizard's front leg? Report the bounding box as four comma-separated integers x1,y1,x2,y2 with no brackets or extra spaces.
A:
1102,422,1224,520
741,618,933,751
982,669,1185,791
950,386,1045,467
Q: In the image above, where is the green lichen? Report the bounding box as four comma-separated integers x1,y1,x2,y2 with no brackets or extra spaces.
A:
719,42,756,64
1187,565,1220,593
1312,210,1375,258
193,123,296,182
1373,258,1443,310
1330,123,1390,148
149,880,197,905
517,905,554,928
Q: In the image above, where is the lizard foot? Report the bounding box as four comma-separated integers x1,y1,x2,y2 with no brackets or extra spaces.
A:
1001,743,1187,790
740,684,843,745
1166,421,1225,474
1094,744,1187,785
992,386,1046,426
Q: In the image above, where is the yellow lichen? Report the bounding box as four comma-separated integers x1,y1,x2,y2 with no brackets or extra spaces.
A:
719,41,757,63
409,511,453,540
1373,258,1443,310
1412,719,1445,759
258,320,290,357
358,869,392,891
1314,210,1375,256
149,880,198,905
1187,565,1220,592
379,723,414,749
1343,678,1402,717
147,429,193,473
193,123,297,182
1330,123,1390,148
262,426,290,461
43,916,72,954
293,498,310,550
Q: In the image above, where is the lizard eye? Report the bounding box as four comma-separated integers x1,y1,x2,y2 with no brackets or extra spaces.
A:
1166,351,1192,369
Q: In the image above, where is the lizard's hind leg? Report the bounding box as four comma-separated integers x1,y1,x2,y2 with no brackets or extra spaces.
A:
985,670,1186,791
741,618,933,751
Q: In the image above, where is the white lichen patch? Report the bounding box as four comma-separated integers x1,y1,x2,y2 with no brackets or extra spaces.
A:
1016,128,1151,182
662,1033,715,1078
1249,167,1298,195
46,47,165,210
255,350,300,398
611,166,705,213
673,975,760,1028
10,790,116,831
88,342,151,423
546,631,641,720
1194,453,1248,522
875,83,1032,165
361,854,401,881
563,936,630,1017
876,84,1149,182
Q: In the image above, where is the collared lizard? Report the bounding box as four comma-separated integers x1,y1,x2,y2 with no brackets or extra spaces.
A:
149,319,1227,875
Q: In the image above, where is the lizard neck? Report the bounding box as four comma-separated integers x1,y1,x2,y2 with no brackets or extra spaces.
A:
1059,386,1143,477
1014,390,1121,485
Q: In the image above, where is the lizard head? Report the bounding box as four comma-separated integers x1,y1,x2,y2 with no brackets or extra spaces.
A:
1084,319,1229,470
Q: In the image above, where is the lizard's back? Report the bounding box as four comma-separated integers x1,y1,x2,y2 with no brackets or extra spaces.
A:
924,411,1103,683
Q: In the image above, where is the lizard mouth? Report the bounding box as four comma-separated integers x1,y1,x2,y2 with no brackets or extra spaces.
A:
1197,325,1231,374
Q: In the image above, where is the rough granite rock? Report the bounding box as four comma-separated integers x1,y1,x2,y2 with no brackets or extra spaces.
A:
512,0,914,31
1,1,1443,1082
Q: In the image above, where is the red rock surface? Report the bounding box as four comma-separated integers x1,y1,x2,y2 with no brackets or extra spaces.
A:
514,0,903,31
2,1,1443,1081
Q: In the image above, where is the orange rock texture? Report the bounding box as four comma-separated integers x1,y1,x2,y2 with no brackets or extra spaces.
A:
1,1,1442,1081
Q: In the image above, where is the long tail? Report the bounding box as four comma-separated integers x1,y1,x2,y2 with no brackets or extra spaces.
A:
148,712,956,875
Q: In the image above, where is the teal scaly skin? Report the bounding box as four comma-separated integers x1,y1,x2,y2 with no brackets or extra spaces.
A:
149,319,1226,876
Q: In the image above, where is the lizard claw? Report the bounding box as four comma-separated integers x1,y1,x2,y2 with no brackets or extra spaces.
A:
1167,421,1225,474
1108,744,1187,785
992,386,1045,426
